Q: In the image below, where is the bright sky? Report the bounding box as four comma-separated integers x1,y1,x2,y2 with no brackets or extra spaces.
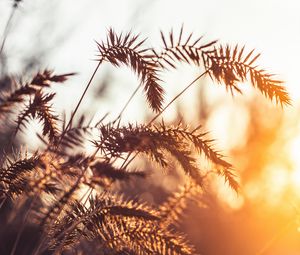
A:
1,0,299,140
0,0,299,101
1,0,299,91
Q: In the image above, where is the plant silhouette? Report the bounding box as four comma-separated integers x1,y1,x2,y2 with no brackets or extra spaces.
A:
0,3,289,254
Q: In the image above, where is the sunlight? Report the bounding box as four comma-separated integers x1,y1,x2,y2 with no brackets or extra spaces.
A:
244,133,300,208
265,166,290,205
289,134,300,188
215,177,244,210
291,168,300,188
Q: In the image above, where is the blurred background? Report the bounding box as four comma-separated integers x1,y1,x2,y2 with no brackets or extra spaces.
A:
1,0,300,254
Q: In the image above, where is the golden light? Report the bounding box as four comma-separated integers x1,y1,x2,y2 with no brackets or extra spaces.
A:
289,133,300,190
215,177,245,210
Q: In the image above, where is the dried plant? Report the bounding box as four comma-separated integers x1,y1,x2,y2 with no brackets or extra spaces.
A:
96,29,164,112
0,0,23,66
0,9,289,255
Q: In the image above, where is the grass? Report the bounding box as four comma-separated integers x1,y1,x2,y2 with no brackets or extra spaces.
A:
0,2,290,254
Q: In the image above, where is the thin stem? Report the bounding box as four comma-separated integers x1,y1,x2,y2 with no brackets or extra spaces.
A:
147,71,208,126
58,60,103,145
33,172,85,255
37,62,105,244
0,196,7,210
119,71,208,171
32,239,43,255
113,83,143,125
10,196,37,255
90,83,142,159
123,152,138,169
51,187,93,255
78,186,93,205
82,187,93,206
120,152,133,169
0,6,16,62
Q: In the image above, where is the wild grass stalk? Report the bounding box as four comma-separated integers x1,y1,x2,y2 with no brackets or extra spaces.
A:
0,6,290,254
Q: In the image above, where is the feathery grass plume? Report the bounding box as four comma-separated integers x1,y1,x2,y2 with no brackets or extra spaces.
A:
158,123,239,192
154,28,289,107
153,26,217,69
95,123,196,172
59,125,93,151
46,194,159,251
30,70,76,87
0,70,75,118
96,28,164,112
0,154,39,198
103,221,196,255
25,152,69,197
58,153,91,175
47,194,195,255
217,168,240,192
58,115,102,152
159,179,202,228
0,83,36,114
0,151,64,211
203,45,291,105
158,122,232,168
94,122,234,187
39,172,84,227
89,161,146,188
15,91,59,142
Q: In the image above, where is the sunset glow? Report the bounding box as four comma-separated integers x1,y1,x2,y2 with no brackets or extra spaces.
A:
1,0,300,254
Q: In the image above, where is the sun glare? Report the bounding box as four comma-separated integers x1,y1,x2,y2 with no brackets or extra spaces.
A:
244,132,300,209
289,134,300,188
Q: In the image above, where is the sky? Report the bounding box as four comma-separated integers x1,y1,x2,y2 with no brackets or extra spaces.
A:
1,0,300,93
1,0,299,153
1,1,300,253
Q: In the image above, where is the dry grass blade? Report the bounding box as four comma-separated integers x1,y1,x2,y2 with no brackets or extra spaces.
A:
204,45,291,105
0,70,75,118
46,194,160,252
0,154,39,198
0,84,36,114
89,161,146,188
15,91,59,142
30,70,76,87
94,123,220,186
96,28,164,112
40,172,84,227
218,168,240,193
158,122,232,168
154,27,217,69
159,179,201,228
